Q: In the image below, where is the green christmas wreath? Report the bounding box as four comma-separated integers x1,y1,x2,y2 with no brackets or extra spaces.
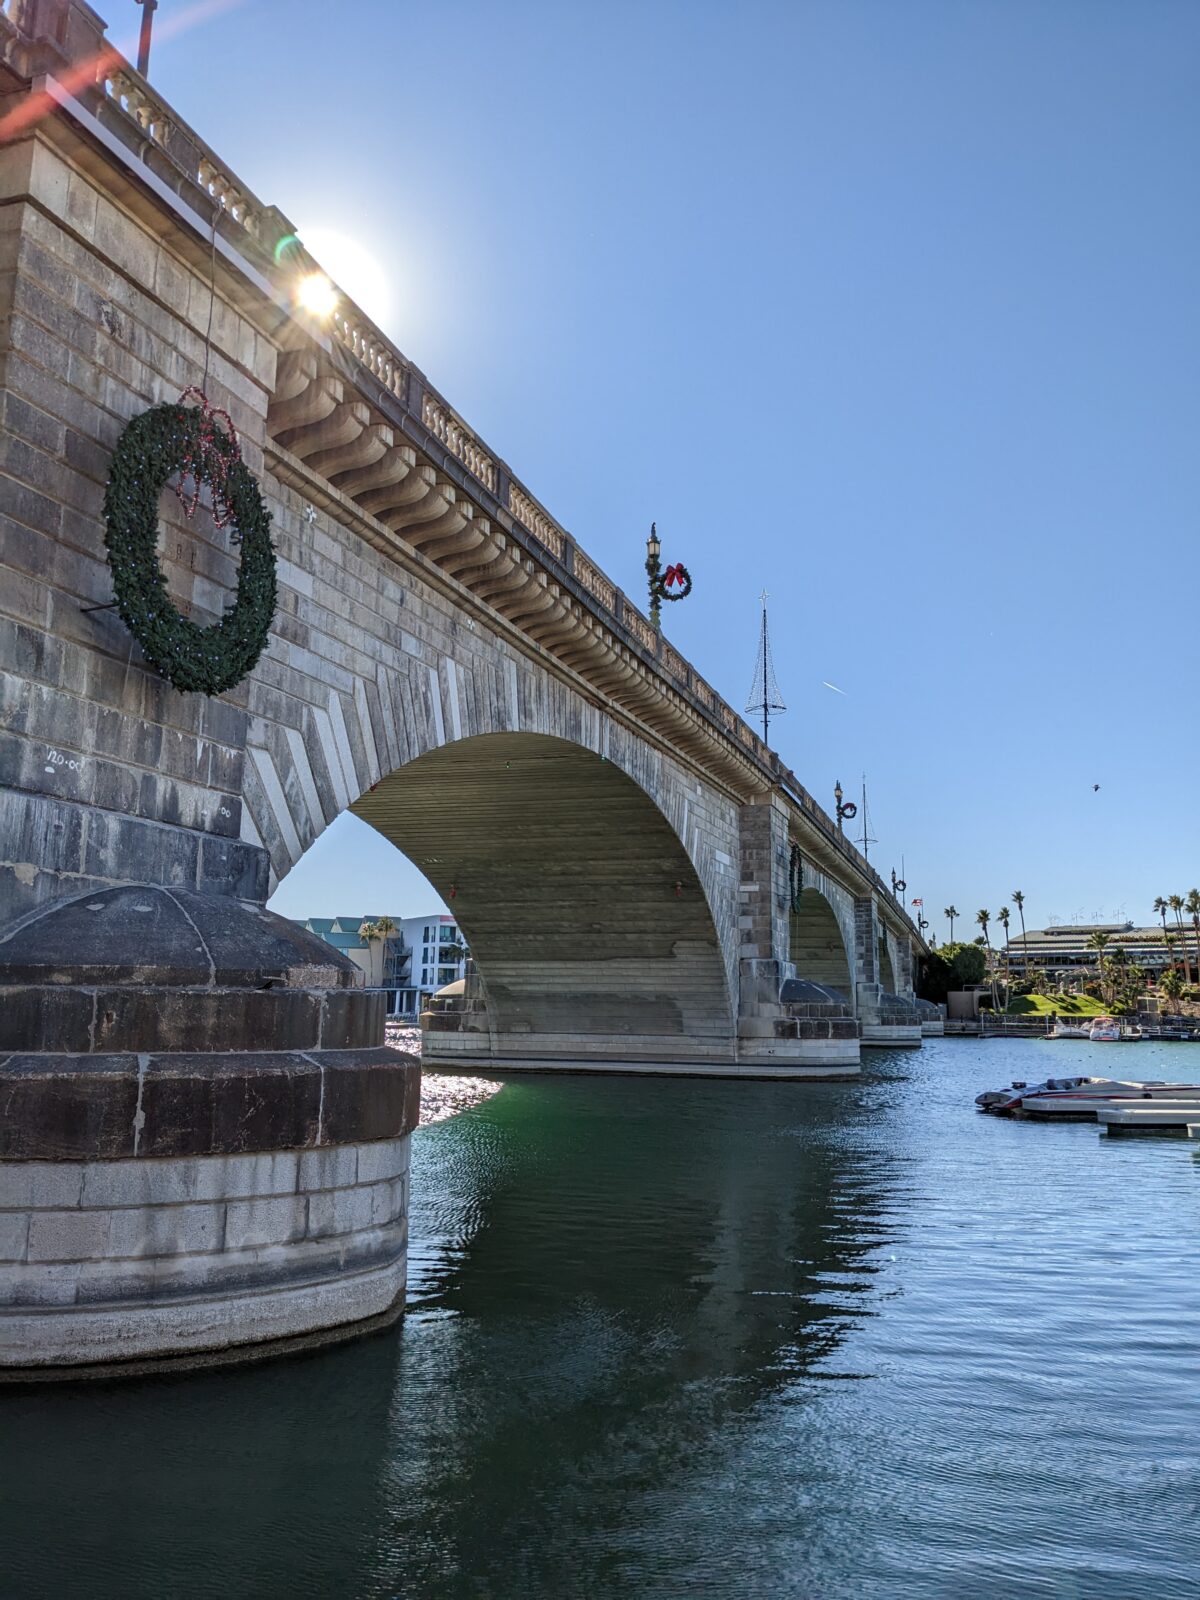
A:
102,399,276,695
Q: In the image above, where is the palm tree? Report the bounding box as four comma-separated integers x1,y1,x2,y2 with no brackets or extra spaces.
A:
1169,895,1188,983
1087,930,1111,1005
357,919,382,986
998,905,1012,992
1161,967,1185,1012
1011,889,1027,958
1187,890,1200,994
358,917,399,988
976,909,997,1008
1164,931,1180,978
1153,896,1169,976
944,905,958,942
1108,944,1131,1010
374,916,399,987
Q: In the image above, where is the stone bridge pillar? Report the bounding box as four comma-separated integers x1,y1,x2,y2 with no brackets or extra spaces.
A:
894,932,915,997
854,897,922,1049
0,887,420,1377
737,800,858,1076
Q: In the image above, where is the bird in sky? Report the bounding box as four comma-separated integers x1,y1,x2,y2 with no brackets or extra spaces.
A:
1092,783,1101,792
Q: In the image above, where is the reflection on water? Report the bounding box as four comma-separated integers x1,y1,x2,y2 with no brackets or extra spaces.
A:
2,1040,1200,1598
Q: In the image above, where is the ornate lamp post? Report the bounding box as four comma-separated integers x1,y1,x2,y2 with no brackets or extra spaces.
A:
645,523,692,631
646,523,662,629
834,780,857,836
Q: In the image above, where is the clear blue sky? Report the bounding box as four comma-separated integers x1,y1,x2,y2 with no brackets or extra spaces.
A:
151,0,1199,939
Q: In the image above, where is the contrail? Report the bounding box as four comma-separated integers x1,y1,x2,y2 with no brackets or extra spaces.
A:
822,681,846,695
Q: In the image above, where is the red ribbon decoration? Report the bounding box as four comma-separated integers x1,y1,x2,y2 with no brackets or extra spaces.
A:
173,386,241,531
662,563,687,589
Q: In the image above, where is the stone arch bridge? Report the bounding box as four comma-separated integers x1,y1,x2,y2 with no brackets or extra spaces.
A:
0,3,932,1374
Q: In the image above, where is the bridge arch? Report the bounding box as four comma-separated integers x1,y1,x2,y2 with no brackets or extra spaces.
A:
281,731,736,1060
789,886,855,999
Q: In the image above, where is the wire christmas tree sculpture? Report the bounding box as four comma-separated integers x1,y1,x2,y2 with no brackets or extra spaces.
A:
745,591,787,744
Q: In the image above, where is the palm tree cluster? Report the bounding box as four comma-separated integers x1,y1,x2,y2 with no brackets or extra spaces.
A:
1152,892,1200,985
1082,929,1144,1011
358,916,400,987
955,888,1200,1013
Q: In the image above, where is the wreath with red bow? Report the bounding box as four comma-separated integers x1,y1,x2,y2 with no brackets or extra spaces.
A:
651,560,693,603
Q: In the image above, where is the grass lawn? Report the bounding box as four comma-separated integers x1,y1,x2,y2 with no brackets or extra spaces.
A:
1005,993,1110,1016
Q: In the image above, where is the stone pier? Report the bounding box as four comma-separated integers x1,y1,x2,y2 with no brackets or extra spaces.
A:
0,886,418,1375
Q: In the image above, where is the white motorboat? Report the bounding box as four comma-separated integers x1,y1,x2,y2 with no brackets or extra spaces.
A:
975,1075,1200,1119
1088,1018,1121,1042
1044,1023,1090,1039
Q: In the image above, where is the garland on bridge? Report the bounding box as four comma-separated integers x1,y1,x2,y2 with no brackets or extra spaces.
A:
789,845,804,914
102,395,277,696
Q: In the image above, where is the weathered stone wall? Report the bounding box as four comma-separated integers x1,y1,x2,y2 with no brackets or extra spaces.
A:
0,1134,409,1370
0,136,271,923
853,897,880,987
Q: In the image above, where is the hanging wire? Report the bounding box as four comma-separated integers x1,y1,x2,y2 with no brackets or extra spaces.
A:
200,197,219,396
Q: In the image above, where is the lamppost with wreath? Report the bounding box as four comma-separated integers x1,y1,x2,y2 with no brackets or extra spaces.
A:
645,523,692,631
833,780,857,836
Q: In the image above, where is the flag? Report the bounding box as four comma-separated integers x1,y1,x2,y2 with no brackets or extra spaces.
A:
911,898,923,907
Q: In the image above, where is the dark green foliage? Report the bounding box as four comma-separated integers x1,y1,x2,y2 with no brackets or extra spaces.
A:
938,941,988,986
103,403,276,695
919,950,954,1003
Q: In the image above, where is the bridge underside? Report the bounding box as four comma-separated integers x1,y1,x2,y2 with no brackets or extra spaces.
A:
351,734,743,1071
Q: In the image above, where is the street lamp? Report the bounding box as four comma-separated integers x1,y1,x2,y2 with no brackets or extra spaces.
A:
834,780,857,835
644,522,692,631
646,523,663,629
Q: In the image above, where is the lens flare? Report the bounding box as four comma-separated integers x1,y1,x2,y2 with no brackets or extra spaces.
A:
294,227,391,328
296,272,338,319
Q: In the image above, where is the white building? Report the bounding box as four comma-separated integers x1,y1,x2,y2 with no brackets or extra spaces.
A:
296,913,467,1017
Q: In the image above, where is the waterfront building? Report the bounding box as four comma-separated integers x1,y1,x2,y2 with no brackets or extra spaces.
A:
297,914,468,1016
1007,922,1190,981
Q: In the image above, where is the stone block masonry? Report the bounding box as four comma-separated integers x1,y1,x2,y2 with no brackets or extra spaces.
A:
0,1135,410,1369
0,882,419,1374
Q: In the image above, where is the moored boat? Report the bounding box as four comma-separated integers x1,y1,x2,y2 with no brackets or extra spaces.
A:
975,1075,1200,1119
1088,1017,1121,1042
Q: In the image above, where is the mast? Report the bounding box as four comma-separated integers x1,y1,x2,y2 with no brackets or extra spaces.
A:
744,590,786,746
857,774,877,862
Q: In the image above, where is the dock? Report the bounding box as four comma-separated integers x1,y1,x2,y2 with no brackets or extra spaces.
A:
1097,1106,1200,1138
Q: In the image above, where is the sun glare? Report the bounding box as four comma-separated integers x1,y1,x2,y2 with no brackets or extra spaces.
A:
295,227,392,330
296,271,338,319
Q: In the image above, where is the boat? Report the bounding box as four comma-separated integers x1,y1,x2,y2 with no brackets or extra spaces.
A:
975,1075,1200,1118
1044,1023,1089,1039
1088,1017,1121,1042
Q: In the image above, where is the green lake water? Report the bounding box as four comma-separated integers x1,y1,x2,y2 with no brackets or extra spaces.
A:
3,1038,1199,1598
